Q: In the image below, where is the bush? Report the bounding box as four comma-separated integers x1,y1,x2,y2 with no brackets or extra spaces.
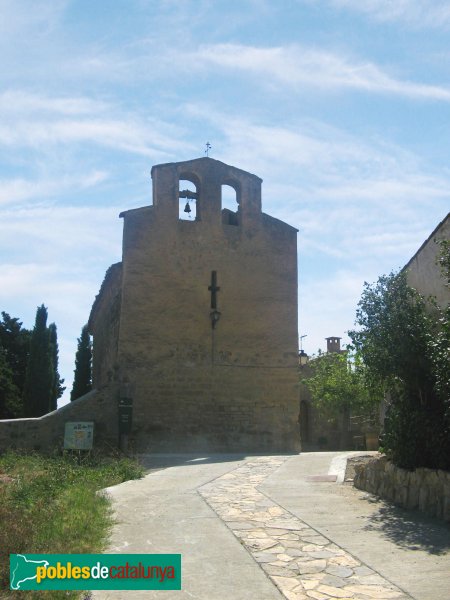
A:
350,267,450,471
0,451,144,598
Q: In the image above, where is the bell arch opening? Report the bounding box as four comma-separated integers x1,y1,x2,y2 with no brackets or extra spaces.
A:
221,183,240,226
179,178,199,221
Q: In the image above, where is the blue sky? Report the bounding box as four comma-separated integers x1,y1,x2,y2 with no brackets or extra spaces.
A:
1,0,449,406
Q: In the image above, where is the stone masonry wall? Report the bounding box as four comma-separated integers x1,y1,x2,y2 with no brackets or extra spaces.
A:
108,157,300,453
88,263,122,388
128,364,299,452
354,455,450,522
0,386,118,453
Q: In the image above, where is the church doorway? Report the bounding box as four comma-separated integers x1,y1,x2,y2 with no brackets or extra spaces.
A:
300,400,310,447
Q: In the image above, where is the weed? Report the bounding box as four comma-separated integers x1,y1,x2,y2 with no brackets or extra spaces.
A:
0,451,144,598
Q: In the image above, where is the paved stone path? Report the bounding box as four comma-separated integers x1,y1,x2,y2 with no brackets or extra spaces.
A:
199,456,411,600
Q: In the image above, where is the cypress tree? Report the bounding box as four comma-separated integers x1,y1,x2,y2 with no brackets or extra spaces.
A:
49,323,65,411
23,305,54,417
71,325,92,401
0,312,31,398
0,344,22,418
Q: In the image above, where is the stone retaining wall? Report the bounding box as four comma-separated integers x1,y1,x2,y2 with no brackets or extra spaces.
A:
354,455,450,522
0,386,118,453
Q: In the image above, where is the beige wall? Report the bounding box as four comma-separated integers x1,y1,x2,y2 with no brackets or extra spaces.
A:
0,387,118,452
89,263,122,388
405,214,449,308
106,158,300,451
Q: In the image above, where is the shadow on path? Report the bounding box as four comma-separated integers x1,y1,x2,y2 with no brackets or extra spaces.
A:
362,495,450,555
136,452,296,473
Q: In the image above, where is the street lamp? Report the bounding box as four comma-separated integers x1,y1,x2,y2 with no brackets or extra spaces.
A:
299,335,308,365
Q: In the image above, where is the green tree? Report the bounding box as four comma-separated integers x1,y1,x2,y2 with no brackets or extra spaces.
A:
436,238,450,285
432,239,450,405
71,325,92,401
23,305,54,417
49,322,65,411
0,345,22,418
303,349,381,449
304,350,380,419
0,312,31,398
349,269,449,470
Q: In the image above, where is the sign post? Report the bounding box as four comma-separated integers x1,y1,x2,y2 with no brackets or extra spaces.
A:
118,397,133,452
64,422,94,451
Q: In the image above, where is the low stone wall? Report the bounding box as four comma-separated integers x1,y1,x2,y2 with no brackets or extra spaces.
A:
0,386,118,453
354,455,450,522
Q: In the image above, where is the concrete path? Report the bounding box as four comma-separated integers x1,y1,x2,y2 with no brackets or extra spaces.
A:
93,453,450,600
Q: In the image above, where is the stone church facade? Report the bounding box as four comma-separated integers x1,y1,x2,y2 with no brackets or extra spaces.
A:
404,212,449,309
88,157,300,452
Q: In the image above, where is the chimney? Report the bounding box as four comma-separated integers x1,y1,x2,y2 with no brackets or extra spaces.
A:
326,337,341,353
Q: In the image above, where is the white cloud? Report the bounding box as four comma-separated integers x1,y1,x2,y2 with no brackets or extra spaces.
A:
184,104,391,175
185,104,447,185
49,36,450,104
0,91,110,116
0,171,108,206
0,91,193,157
0,0,68,38
0,262,93,302
0,205,123,259
0,118,174,157
325,0,450,28
311,174,450,207
191,43,450,101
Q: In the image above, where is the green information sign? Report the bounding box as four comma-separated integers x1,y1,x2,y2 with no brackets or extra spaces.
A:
64,422,94,450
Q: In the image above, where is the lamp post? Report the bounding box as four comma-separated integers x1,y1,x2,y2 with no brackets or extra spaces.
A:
299,334,308,366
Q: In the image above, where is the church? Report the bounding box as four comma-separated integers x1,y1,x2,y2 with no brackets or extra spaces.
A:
88,157,300,452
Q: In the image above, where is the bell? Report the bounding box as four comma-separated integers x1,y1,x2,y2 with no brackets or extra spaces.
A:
183,202,191,214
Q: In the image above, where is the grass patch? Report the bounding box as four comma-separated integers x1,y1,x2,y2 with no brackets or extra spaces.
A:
0,451,144,599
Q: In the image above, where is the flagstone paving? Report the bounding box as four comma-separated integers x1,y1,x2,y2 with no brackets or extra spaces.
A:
199,456,411,600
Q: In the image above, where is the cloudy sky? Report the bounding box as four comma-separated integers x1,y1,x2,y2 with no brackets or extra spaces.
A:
1,0,449,406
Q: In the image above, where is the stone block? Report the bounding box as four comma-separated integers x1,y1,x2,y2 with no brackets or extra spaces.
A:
352,456,450,523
